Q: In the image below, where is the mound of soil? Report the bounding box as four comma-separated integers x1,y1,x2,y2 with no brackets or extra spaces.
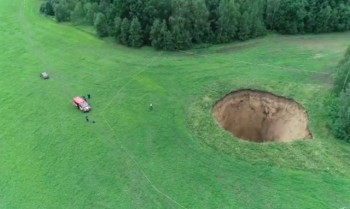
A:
213,90,312,143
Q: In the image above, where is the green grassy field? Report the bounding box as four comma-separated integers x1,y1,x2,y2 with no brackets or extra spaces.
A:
1,0,350,208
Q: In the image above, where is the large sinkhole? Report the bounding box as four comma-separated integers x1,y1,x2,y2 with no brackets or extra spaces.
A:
213,90,313,143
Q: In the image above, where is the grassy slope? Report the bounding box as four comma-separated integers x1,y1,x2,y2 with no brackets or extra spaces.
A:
1,0,350,208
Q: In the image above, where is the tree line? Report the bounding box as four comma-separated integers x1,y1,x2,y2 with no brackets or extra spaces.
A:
265,0,350,34
40,0,350,50
329,47,350,143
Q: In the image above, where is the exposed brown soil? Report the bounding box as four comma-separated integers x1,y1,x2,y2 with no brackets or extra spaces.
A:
213,90,313,143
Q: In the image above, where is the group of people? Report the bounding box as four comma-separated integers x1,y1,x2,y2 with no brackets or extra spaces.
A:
85,115,94,123
82,94,91,101
84,94,154,123
83,94,95,123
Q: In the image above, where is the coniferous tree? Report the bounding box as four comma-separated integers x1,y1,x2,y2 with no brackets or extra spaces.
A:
114,17,122,40
273,0,307,34
129,17,143,47
295,1,307,33
337,3,350,31
329,46,350,144
94,13,108,37
143,0,172,44
71,2,84,24
83,3,97,25
150,19,163,49
170,0,192,49
54,1,71,22
239,0,259,37
170,16,192,49
315,4,332,33
238,11,251,40
330,86,350,143
334,47,350,95
264,0,281,30
163,29,175,50
206,0,220,41
120,18,130,45
161,20,174,50
40,1,55,16
329,5,339,31
216,0,240,43
304,0,317,32
189,0,210,43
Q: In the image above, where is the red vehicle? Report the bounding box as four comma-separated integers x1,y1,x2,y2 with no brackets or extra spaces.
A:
73,97,91,112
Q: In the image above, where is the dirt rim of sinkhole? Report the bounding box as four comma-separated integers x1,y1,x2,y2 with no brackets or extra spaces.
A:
213,89,313,143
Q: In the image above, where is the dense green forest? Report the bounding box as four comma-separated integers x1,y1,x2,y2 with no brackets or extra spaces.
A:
330,46,350,143
40,0,350,49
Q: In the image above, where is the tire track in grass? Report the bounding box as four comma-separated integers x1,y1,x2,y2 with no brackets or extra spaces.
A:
22,2,187,205
177,49,333,86
19,0,74,99
95,52,188,208
20,1,187,208
101,117,187,209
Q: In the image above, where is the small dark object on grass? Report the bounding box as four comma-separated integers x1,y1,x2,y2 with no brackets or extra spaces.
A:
149,103,153,111
87,94,91,99
85,115,89,122
92,121,95,123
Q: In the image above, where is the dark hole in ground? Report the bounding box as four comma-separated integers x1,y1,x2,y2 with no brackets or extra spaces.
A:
213,90,313,143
